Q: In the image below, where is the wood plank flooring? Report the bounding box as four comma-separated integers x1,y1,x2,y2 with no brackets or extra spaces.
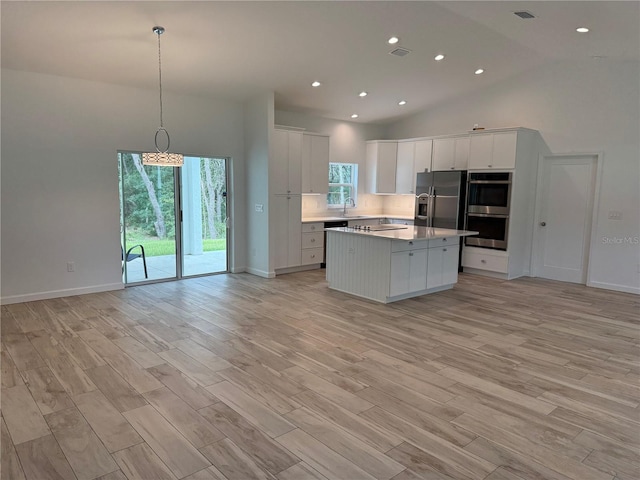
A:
2,270,639,480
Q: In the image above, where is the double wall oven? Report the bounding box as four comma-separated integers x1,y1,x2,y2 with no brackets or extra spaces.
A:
465,172,512,250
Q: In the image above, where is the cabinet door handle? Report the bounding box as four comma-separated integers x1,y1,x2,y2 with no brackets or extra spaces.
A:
311,226,316,230
311,254,315,258
442,238,447,242
409,241,413,245
409,252,414,256
443,248,447,252
450,166,454,170
487,164,492,168
310,238,315,243
481,259,487,263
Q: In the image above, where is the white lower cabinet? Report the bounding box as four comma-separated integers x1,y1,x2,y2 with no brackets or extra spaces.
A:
272,194,302,270
389,236,459,298
462,246,509,273
301,222,324,266
427,244,459,289
390,248,427,297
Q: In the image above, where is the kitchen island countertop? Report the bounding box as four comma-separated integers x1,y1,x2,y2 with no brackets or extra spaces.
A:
326,226,478,241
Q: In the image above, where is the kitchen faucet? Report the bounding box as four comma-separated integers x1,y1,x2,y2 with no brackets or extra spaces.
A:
343,197,355,216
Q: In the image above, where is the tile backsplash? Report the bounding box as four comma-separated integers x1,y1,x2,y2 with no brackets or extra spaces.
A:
301,194,414,218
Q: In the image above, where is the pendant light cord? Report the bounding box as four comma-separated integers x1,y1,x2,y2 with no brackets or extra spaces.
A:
157,30,164,129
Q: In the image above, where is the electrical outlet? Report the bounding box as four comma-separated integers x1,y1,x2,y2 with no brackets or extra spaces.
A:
608,211,622,220
67,262,75,272
255,204,263,212
348,247,355,254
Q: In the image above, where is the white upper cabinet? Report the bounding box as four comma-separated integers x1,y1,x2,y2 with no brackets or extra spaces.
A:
395,141,415,194
366,141,397,194
432,136,469,171
272,129,302,194
468,131,517,170
301,133,329,194
414,139,433,173
395,139,432,194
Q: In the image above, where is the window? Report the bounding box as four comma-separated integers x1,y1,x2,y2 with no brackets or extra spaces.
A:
328,163,358,207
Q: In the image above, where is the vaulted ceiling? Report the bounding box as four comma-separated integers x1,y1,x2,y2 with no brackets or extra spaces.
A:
2,1,638,124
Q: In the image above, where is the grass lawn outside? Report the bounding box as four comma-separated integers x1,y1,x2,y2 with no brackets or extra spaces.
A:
125,234,226,257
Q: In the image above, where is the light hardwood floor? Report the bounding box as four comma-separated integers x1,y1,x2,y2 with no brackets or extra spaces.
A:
1,270,639,480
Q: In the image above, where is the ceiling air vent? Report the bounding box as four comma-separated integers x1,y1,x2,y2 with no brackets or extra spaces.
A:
389,47,411,57
514,11,535,19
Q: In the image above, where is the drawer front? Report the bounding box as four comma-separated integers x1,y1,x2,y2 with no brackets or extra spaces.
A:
300,247,324,265
462,250,508,273
302,232,324,249
428,236,460,248
302,222,323,233
391,239,429,252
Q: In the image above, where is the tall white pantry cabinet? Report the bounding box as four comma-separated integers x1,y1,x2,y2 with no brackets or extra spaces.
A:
271,129,330,273
271,129,302,271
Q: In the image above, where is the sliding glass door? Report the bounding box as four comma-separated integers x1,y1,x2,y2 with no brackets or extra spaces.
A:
181,156,228,277
119,152,228,285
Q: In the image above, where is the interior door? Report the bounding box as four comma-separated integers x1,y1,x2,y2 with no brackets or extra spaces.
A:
535,155,597,283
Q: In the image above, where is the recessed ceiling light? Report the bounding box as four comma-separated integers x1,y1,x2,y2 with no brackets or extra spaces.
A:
576,27,589,33
311,81,321,87
351,114,359,119
398,100,407,106
434,54,445,61
388,36,399,44
475,69,484,75
359,91,368,97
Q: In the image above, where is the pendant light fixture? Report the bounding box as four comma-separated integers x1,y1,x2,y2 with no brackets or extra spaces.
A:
142,26,183,167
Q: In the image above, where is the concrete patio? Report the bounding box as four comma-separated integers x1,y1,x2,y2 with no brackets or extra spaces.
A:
124,250,228,284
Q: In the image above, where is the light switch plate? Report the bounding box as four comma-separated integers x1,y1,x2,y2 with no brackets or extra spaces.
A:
255,204,264,212
608,211,622,220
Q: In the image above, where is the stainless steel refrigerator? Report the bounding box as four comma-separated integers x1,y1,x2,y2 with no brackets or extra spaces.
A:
415,171,467,270
414,171,467,229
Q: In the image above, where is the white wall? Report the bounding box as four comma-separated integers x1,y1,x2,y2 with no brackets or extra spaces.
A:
387,58,640,293
275,110,387,217
244,93,274,277
1,69,246,303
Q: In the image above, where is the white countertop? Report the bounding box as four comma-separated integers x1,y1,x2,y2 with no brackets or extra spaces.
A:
302,214,414,223
326,226,478,241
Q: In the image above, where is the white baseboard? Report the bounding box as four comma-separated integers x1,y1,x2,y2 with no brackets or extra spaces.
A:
244,267,275,279
1,282,124,305
462,267,509,280
275,264,321,275
587,281,640,295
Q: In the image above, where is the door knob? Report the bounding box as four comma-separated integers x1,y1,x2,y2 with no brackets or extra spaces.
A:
540,222,546,226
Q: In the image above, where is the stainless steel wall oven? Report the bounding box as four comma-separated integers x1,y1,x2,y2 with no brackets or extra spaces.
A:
465,172,512,250
467,172,512,215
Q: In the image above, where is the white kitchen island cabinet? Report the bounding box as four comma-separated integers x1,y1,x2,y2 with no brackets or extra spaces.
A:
326,227,476,303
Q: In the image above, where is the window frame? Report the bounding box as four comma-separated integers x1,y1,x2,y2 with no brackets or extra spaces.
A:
327,162,358,208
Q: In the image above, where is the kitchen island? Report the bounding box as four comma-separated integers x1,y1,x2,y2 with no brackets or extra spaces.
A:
326,226,477,303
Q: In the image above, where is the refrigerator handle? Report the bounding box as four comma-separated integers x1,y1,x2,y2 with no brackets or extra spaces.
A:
428,186,435,227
